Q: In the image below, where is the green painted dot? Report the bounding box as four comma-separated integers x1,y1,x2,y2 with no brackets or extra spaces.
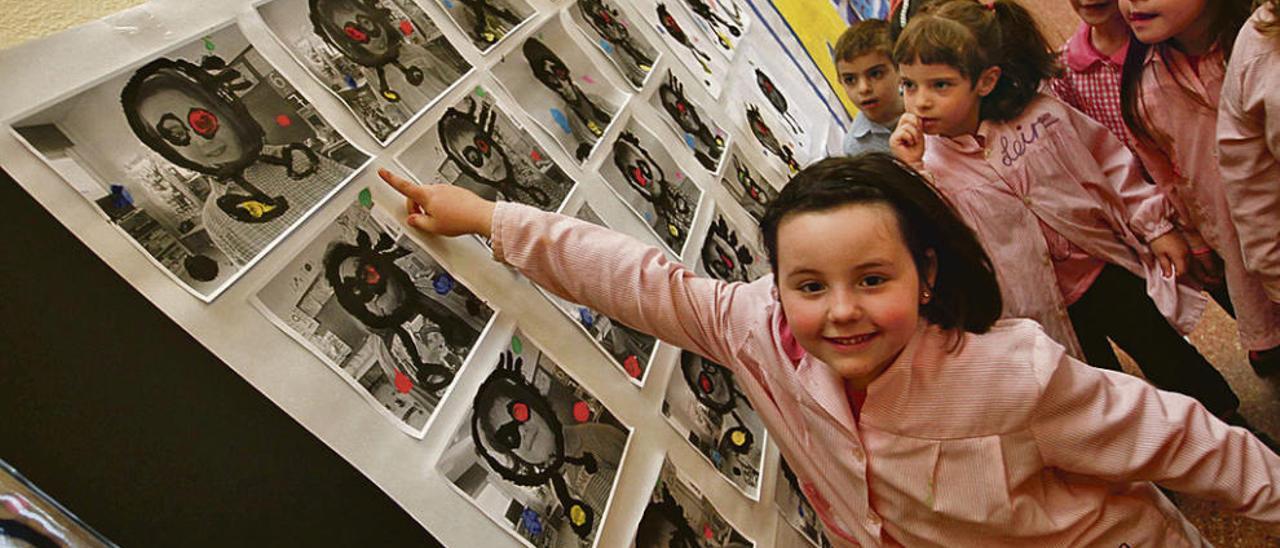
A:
358,188,373,208
474,86,488,98
203,37,215,51
511,336,523,354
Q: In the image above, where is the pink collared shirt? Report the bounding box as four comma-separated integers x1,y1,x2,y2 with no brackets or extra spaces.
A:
490,201,1280,547
1132,42,1280,350
1219,6,1280,303
1050,22,1137,152
918,94,1202,359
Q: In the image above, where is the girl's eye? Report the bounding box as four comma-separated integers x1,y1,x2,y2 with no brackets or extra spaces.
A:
932,81,951,90
868,69,884,80
860,275,887,287
901,81,916,91
797,281,824,294
841,75,855,85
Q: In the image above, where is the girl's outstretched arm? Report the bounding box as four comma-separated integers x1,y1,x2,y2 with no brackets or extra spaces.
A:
380,169,767,369
1027,330,1280,524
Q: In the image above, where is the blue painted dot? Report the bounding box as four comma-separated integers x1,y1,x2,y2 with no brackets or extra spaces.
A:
344,74,358,90
710,449,723,465
432,273,455,295
643,211,653,222
578,307,595,329
599,39,614,54
684,133,696,150
549,108,572,134
442,0,455,8
520,508,543,535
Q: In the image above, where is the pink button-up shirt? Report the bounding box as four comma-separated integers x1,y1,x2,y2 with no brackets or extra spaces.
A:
1132,42,1280,350
1219,6,1280,304
1050,22,1137,152
490,202,1280,546
918,94,1202,359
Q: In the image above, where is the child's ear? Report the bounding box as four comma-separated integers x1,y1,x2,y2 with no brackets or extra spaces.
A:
975,66,1002,97
922,249,938,290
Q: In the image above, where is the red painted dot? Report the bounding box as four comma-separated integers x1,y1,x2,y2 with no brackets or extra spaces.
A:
699,374,713,393
511,402,530,423
703,524,714,540
394,370,413,393
623,355,642,378
572,401,591,423
400,20,414,35
529,149,542,162
275,114,292,127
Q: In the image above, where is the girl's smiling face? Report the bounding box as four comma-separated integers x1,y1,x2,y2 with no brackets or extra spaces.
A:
1119,0,1210,48
775,202,935,390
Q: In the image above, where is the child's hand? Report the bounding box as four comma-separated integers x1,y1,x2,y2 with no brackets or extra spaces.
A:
380,168,497,239
1148,232,1190,279
891,113,926,168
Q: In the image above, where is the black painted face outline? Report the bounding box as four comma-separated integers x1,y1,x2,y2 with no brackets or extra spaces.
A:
470,351,600,538
439,100,513,186
323,229,459,392
121,58,265,179
309,0,402,66
701,216,753,283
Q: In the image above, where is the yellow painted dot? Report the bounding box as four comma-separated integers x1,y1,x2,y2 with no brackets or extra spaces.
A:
570,505,587,525
731,430,747,446
668,224,679,237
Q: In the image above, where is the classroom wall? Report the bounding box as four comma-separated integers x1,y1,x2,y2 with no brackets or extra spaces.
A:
0,0,144,50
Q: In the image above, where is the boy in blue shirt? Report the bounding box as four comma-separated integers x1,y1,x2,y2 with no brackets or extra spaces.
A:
835,19,904,156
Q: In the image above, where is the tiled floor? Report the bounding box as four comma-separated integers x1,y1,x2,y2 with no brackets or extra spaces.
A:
1024,4,1280,545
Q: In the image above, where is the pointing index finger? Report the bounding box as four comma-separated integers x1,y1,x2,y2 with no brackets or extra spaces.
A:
379,168,417,197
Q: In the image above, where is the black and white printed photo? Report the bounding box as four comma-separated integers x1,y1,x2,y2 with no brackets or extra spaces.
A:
438,331,631,547
661,351,765,499
431,0,534,52
566,0,660,89
717,146,781,225
600,121,703,257
649,69,728,172
259,0,472,144
492,18,628,163
397,87,576,218
638,1,730,98
12,24,369,300
634,459,754,547
253,194,494,437
773,458,832,548
696,208,770,284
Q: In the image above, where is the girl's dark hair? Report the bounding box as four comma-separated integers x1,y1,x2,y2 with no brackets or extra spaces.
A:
1260,0,1280,42
760,153,1002,337
888,0,945,43
1120,0,1253,150
892,0,1062,122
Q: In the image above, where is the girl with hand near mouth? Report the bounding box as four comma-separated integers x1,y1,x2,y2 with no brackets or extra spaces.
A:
1119,0,1280,376
888,0,1257,434
380,154,1280,546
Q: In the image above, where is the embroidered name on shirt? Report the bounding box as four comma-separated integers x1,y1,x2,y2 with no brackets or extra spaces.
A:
999,113,1061,167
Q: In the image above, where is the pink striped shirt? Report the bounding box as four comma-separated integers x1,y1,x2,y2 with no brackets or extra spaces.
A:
490,201,1280,546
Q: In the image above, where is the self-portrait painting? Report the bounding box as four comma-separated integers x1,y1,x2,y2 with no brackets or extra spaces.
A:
599,121,703,258
661,351,766,499
438,331,631,547
12,24,369,300
633,459,753,547
649,69,728,173
396,87,576,220
638,1,730,98
492,19,628,163
259,0,472,144
566,0,660,90
253,193,495,437
431,0,534,52
717,146,781,225
695,208,769,284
